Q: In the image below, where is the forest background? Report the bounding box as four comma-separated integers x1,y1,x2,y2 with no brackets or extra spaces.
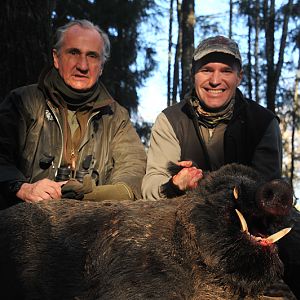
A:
1,0,299,201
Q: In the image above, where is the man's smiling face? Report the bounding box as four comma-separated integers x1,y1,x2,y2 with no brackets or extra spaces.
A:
194,56,242,109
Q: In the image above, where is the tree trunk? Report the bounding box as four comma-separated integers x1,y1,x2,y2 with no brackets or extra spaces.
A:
167,0,174,107
247,12,253,100
180,0,194,99
263,0,275,111
263,0,293,112
274,0,294,98
229,0,233,38
172,0,182,105
254,0,260,103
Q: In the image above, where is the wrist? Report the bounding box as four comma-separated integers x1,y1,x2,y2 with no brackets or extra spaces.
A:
171,174,183,191
7,181,26,198
160,177,185,198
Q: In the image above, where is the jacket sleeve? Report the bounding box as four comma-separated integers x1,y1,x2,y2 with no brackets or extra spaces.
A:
251,118,282,180
0,91,31,208
0,91,28,184
141,113,182,200
106,104,147,200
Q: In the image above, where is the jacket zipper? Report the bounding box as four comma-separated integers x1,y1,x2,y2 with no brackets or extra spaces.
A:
71,148,76,171
77,111,99,164
46,100,64,176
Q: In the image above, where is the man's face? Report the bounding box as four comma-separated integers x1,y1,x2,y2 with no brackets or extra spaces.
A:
53,25,104,91
194,60,242,109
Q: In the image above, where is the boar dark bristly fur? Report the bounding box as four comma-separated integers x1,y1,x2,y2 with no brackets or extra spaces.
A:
0,164,294,300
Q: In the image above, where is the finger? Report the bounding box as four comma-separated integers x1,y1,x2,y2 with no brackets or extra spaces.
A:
46,186,62,200
172,174,185,190
44,181,66,199
177,160,193,167
47,189,61,199
184,171,203,189
190,169,202,177
178,167,193,177
31,184,55,200
45,180,67,189
39,190,54,201
190,174,202,184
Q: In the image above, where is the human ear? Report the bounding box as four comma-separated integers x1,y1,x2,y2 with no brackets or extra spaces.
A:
237,70,243,85
52,49,59,69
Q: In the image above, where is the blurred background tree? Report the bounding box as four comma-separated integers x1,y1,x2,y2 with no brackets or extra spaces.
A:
0,0,54,102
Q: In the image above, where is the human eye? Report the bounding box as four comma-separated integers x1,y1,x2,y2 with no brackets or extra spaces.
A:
199,67,211,73
88,52,100,60
68,48,80,56
223,68,233,73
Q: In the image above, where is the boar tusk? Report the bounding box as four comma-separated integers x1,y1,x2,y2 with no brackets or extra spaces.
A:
235,209,248,233
233,187,238,200
266,227,292,244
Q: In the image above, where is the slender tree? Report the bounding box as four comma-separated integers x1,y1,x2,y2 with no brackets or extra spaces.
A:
290,61,300,188
263,0,293,112
167,0,174,107
289,2,300,189
254,0,261,103
180,0,195,98
172,0,182,104
229,0,233,38
247,11,253,100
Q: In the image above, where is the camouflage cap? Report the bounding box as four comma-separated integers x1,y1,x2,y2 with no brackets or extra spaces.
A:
193,35,242,66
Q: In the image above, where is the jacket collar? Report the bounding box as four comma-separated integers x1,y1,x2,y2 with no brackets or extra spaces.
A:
38,66,114,112
184,88,247,117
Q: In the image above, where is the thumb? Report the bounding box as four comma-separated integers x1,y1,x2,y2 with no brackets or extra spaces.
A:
177,160,193,168
82,174,93,194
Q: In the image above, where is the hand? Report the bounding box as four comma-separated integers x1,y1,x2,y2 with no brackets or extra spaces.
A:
172,161,203,191
16,179,67,203
61,175,94,200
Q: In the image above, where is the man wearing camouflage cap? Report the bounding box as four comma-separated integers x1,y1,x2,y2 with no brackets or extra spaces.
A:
142,35,300,299
142,35,281,199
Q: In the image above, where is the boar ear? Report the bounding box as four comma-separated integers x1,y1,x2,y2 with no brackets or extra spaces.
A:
233,187,239,200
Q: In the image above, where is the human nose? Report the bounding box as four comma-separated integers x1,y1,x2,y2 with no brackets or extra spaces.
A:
76,55,88,72
209,71,221,86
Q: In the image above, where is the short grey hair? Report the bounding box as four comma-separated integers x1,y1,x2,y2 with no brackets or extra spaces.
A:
53,19,110,64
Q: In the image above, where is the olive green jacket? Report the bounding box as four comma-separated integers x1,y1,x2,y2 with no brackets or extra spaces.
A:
0,81,146,208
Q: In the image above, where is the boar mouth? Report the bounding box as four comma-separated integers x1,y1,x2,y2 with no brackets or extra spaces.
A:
235,209,291,246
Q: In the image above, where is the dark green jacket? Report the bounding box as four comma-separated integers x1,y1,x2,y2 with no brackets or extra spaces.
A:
0,81,146,208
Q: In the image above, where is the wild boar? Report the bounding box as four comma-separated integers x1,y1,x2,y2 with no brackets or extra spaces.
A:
0,164,294,300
